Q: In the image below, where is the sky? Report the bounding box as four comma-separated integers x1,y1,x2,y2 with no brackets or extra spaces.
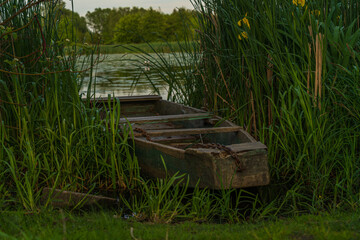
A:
64,0,194,16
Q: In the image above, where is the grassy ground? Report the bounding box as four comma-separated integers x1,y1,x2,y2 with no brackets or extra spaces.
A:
0,211,359,239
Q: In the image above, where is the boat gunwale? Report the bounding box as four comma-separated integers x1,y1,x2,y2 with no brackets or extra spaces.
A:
120,112,213,124
90,95,162,103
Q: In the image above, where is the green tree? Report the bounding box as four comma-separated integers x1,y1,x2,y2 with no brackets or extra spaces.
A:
113,8,168,43
92,6,197,44
138,8,166,42
113,13,142,43
86,7,147,44
165,8,197,41
85,8,121,43
58,7,89,42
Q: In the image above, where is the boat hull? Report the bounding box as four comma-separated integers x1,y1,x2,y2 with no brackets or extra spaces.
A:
135,138,270,189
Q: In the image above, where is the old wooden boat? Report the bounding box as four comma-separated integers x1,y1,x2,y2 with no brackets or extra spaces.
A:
93,95,270,189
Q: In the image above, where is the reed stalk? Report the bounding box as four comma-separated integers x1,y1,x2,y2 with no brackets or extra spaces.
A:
184,0,360,213
0,0,139,211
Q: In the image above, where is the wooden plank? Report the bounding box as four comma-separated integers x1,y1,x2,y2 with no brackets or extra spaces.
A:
145,126,242,137
92,95,162,103
41,188,117,208
150,135,197,143
137,139,269,189
226,142,267,152
120,113,212,124
184,142,267,154
133,122,179,130
183,142,269,189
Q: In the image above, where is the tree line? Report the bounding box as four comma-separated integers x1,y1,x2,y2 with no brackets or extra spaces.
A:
58,5,196,44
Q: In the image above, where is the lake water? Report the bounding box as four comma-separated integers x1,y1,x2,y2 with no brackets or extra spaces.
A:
79,53,188,99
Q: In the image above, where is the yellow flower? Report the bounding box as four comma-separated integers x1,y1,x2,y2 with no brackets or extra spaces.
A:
237,13,250,41
237,13,250,29
238,32,248,40
311,10,321,16
292,0,305,7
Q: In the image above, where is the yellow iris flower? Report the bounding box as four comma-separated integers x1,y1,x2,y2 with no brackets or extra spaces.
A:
237,13,250,40
237,13,250,29
292,0,305,7
238,32,248,40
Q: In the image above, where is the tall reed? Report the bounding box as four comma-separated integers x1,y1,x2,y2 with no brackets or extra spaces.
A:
0,0,139,211
188,0,360,213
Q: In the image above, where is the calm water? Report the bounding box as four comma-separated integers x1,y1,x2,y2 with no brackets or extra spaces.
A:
80,53,188,99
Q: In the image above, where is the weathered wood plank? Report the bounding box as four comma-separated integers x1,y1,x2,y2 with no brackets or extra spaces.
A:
227,142,267,152
120,113,212,124
150,135,197,143
144,126,243,137
133,122,179,130
184,146,269,189
184,142,266,154
92,95,162,103
41,188,117,208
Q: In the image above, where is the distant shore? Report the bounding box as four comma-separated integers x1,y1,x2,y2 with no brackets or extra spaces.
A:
71,41,196,54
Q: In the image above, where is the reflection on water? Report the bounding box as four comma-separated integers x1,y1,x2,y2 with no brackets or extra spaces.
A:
80,53,187,99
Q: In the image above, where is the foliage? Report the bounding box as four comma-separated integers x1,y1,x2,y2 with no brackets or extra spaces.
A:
188,0,360,213
58,7,89,42
165,8,198,41
85,7,133,44
121,166,190,223
0,0,138,212
85,7,196,44
113,13,143,44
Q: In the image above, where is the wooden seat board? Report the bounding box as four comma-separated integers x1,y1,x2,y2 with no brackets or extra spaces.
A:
133,122,180,130
120,113,212,124
139,135,197,144
145,126,242,137
226,142,267,152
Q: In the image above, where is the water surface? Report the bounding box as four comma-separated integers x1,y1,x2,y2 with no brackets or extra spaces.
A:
80,53,187,99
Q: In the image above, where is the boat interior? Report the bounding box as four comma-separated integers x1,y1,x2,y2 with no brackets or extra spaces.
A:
93,95,256,149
